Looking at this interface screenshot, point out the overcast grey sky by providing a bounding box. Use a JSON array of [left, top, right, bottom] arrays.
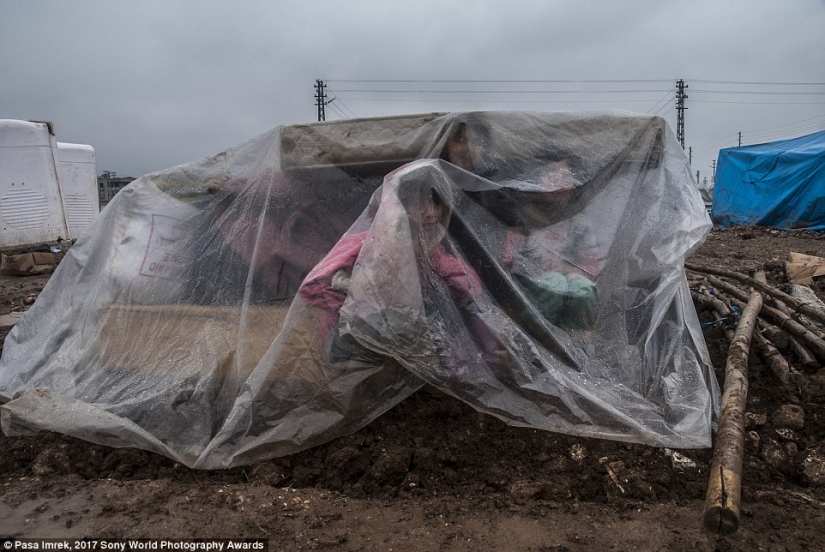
[[2, 0, 824, 183]]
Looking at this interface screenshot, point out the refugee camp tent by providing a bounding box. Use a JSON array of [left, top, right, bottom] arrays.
[[711, 129, 825, 230], [0, 111, 718, 469]]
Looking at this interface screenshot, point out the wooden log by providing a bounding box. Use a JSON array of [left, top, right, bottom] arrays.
[[699, 284, 733, 309], [732, 293, 825, 365], [693, 292, 731, 321], [752, 330, 788, 383], [785, 285, 825, 337], [758, 303, 825, 361], [725, 302, 811, 398], [700, 277, 788, 348], [686, 262, 825, 327], [753, 272, 812, 393], [768, 293, 825, 341], [707, 276, 825, 362], [693, 293, 734, 334], [693, 283, 804, 393], [758, 320, 790, 350], [694, 280, 807, 396], [753, 324, 808, 396], [767, 296, 821, 368], [753, 270, 767, 288], [705, 276, 749, 303], [703, 287, 762, 535], [787, 336, 820, 369]]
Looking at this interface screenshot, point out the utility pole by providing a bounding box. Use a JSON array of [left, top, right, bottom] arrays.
[[314, 79, 328, 122], [738, 132, 742, 147], [675, 79, 688, 149], [696, 170, 700, 183], [711, 160, 716, 183], [689, 146, 692, 164]]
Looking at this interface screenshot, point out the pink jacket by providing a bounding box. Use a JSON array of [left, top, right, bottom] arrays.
[[299, 231, 483, 344]]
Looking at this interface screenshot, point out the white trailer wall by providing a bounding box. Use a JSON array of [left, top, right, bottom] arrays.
[[0, 120, 99, 248], [0, 120, 70, 248], [57, 142, 100, 240]]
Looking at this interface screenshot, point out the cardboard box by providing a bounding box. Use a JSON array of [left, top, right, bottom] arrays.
[[0, 252, 56, 276], [97, 303, 292, 382]]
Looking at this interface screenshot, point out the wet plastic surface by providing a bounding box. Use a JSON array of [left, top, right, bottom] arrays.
[[0, 111, 717, 468]]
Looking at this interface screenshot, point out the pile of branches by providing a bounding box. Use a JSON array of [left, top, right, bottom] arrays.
[[687, 263, 822, 399], [686, 263, 823, 535]]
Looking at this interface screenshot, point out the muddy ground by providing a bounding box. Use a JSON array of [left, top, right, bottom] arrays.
[[1, 226, 824, 551]]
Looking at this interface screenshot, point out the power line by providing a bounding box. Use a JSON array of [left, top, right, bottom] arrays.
[[686, 79, 825, 86], [333, 96, 358, 118], [326, 102, 348, 120], [647, 86, 677, 115], [676, 111, 825, 160], [742, 123, 825, 144], [326, 97, 669, 104], [690, 90, 825, 96], [690, 99, 825, 105], [329, 78, 675, 84], [330, 88, 675, 94], [657, 105, 676, 118], [325, 93, 358, 118], [319, 78, 824, 164], [742, 113, 825, 135]]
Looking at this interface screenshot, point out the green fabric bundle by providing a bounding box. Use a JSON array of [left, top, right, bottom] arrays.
[[517, 271, 597, 331]]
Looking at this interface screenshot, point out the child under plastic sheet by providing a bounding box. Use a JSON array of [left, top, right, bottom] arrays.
[[441, 115, 601, 331], [185, 170, 359, 304], [503, 159, 602, 331], [439, 114, 499, 178], [299, 160, 508, 376]]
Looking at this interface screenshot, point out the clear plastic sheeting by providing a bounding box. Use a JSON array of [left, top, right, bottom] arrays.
[[0, 111, 718, 469]]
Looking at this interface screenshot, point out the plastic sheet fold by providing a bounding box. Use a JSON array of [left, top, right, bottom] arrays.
[[0, 111, 718, 468]]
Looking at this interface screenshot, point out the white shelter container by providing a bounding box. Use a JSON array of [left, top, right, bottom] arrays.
[[0, 119, 100, 248], [57, 142, 100, 239], [0, 119, 70, 248]]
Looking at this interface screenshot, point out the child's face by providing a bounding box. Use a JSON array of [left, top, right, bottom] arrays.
[[408, 197, 443, 228], [446, 127, 485, 172], [407, 194, 446, 248]]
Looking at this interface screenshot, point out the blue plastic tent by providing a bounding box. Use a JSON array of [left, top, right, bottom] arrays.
[[711, 129, 825, 230]]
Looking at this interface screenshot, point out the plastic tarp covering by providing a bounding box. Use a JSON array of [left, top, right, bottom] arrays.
[[0, 111, 718, 469], [712, 129, 825, 230]]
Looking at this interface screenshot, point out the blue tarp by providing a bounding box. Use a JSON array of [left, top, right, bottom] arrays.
[[711, 129, 825, 230]]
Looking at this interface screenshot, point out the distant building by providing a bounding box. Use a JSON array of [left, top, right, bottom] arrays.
[[98, 171, 136, 203]]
